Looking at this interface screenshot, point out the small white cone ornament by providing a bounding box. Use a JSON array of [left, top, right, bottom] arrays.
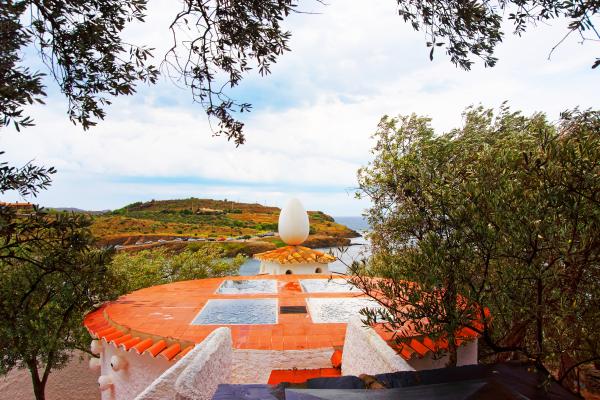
[[98, 375, 113, 391], [90, 339, 102, 355], [110, 355, 127, 371], [89, 357, 101, 371], [278, 198, 310, 245]]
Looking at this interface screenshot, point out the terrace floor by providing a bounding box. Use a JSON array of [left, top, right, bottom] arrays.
[[85, 275, 366, 354]]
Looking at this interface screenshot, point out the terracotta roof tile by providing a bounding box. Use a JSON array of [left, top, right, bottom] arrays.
[[121, 337, 142, 351], [84, 312, 192, 361], [174, 345, 194, 360], [104, 331, 126, 342], [407, 339, 430, 357], [112, 334, 132, 346], [159, 343, 181, 360], [268, 368, 341, 385], [133, 338, 153, 354], [83, 275, 484, 363], [145, 340, 167, 357], [398, 343, 415, 360], [97, 327, 117, 339], [254, 246, 335, 264]]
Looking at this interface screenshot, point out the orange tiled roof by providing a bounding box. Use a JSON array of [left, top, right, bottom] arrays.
[[0, 202, 33, 208], [373, 322, 483, 361], [268, 368, 341, 384], [84, 309, 193, 361], [83, 275, 481, 362], [254, 246, 335, 264]]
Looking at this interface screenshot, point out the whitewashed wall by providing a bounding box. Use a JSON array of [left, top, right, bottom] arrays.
[[259, 261, 329, 275], [97, 340, 172, 400], [341, 318, 413, 376], [341, 318, 478, 376], [174, 328, 233, 400], [135, 328, 232, 400], [232, 348, 333, 383]]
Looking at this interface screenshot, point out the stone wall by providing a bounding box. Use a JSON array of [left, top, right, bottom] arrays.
[[174, 328, 232, 400]]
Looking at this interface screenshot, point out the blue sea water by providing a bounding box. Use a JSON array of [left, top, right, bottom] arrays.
[[333, 216, 369, 232]]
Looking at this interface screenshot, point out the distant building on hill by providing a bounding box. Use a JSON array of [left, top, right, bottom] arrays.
[[0, 201, 33, 209]]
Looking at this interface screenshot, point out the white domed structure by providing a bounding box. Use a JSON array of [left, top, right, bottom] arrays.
[[254, 198, 335, 275], [278, 198, 310, 245]]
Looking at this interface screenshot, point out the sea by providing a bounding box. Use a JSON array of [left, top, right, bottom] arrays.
[[238, 216, 370, 276]]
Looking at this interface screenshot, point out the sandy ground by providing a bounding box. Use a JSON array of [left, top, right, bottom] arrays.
[[0, 351, 99, 400]]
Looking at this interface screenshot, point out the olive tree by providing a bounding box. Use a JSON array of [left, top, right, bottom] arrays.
[[110, 245, 244, 294], [3, 1, 598, 144], [351, 105, 600, 392], [0, 154, 119, 400]]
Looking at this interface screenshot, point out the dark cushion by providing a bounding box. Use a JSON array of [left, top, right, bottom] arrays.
[[306, 376, 366, 389]]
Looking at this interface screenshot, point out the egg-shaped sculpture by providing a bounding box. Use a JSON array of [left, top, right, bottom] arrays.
[[278, 198, 310, 245]]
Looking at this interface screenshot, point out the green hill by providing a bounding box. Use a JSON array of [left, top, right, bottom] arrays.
[[90, 198, 359, 250]]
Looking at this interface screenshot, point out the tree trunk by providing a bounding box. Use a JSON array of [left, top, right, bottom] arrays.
[[447, 336, 458, 367], [27, 361, 46, 400]]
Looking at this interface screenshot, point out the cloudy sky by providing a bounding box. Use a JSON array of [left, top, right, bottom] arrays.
[[1, 1, 597, 216]]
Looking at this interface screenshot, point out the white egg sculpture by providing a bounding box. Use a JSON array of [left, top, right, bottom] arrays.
[[278, 198, 309, 245]]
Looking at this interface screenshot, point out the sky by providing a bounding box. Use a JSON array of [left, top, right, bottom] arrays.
[[1, 1, 598, 216]]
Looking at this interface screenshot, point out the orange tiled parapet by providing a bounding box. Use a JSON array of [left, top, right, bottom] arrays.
[[83, 311, 193, 361], [83, 275, 483, 362], [254, 246, 335, 264]]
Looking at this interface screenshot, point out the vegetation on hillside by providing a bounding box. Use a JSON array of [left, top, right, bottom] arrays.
[[352, 106, 600, 394], [90, 198, 356, 245]]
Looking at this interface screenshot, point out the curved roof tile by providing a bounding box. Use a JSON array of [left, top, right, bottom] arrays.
[[145, 340, 167, 357], [254, 246, 335, 265], [133, 338, 154, 354], [83, 311, 192, 361]]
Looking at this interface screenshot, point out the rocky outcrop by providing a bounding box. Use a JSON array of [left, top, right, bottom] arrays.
[[303, 235, 352, 248]]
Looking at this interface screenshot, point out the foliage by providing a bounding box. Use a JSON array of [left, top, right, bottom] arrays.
[[1, 0, 296, 142], [163, 0, 296, 145], [352, 105, 600, 391], [110, 245, 244, 294], [3, 0, 598, 142], [1, 0, 158, 132], [395, 0, 600, 69], [0, 156, 117, 400]]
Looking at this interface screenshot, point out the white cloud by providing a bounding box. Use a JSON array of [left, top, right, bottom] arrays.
[[0, 0, 597, 215]]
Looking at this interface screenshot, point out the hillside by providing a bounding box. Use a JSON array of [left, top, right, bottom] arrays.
[[90, 198, 359, 250]]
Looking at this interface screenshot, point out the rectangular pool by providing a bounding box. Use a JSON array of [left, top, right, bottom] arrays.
[[300, 279, 358, 293], [191, 299, 278, 325], [217, 279, 277, 294], [306, 298, 381, 323]]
